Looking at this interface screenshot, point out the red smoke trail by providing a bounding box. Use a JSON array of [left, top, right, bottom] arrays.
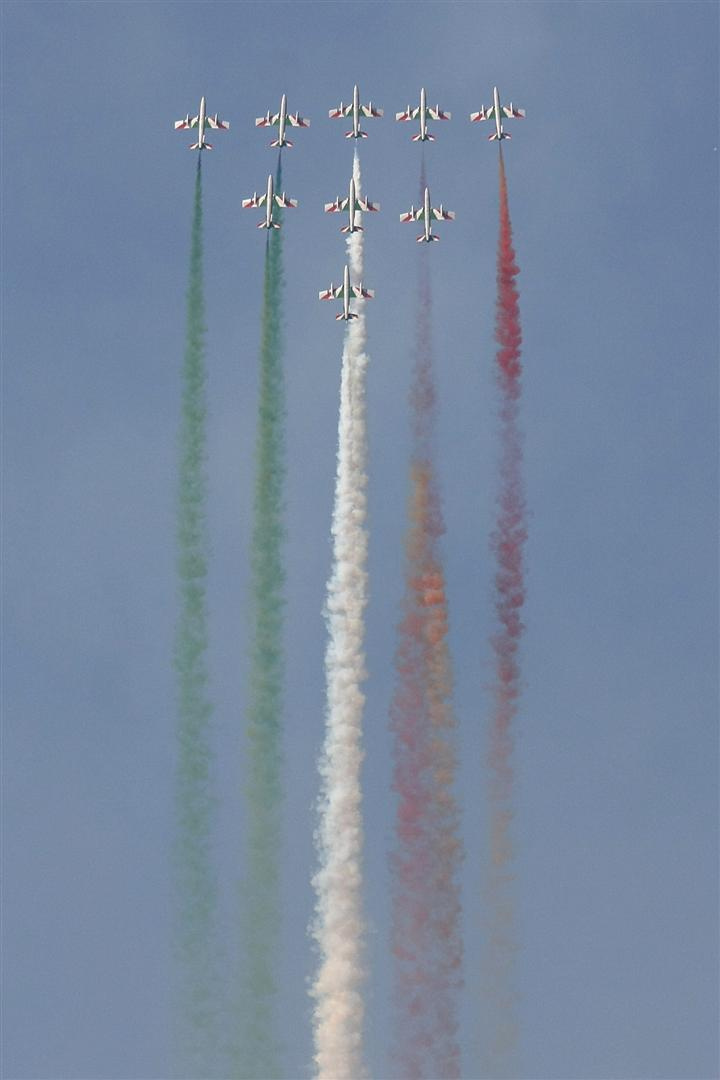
[[483, 147, 527, 1074], [390, 161, 463, 1079]]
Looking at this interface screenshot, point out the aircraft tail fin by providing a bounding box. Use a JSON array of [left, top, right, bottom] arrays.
[[489, 131, 511, 141], [418, 234, 440, 243], [258, 221, 281, 230], [340, 224, 363, 234], [190, 140, 212, 150], [270, 138, 293, 148], [347, 129, 368, 139]]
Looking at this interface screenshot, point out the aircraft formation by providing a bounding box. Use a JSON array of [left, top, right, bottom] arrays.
[[174, 85, 525, 319]]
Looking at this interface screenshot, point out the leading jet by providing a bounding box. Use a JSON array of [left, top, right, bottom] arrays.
[[255, 93, 310, 148], [395, 87, 451, 141], [400, 186, 455, 243], [324, 175, 380, 233], [329, 84, 383, 139], [174, 96, 229, 150], [242, 173, 298, 230], [319, 264, 374, 321], [470, 86, 525, 140]]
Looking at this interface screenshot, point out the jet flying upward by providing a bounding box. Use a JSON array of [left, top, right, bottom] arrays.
[[174, 96, 229, 150], [255, 93, 310, 148], [319, 264, 374, 321], [242, 173, 298, 230], [400, 186, 455, 243], [324, 176, 380, 233], [470, 86, 525, 140], [396, 87, 451, 141], [329, 84, 383, 139]]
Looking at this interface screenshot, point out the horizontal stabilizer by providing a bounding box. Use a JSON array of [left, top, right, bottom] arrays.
[[340, 224, 363, 233], [190, 141, 212, 150], [418, 234, 440, 243], [346, 130, 368, 138]]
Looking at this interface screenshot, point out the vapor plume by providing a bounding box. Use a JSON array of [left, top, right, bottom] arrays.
[[173, 156, 220, 1076], [236, 154, 287, 1080], [310, 150, 369, 1080], [482, 147, 527, 1077], [390, 162, 463, 1078]]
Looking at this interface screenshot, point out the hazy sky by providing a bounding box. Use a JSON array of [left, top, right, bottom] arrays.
[[2, 3, 718, 1078]]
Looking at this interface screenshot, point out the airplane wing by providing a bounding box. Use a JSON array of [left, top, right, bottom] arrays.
[[206, 116, 230, 130], [329, 104, 353, 119], [361, 104, 383, 118], [325, 198, 350, 213], [174, 115, 199, 130], [352, 285, 374, 299], [502, 104, 526, 119], [395, 107, 420, 121], [242, 194, 267, 208], [287, 113, 310, 128], [470, 105, 496, 122], [356, 198, 380, 212], [255, 112, 280, 128], [274, 194, 298, 208], [426, 107, 451, 120], [431, 208, 455, 221], [400, 208, 422, 223], [319, 285, 345, 300]]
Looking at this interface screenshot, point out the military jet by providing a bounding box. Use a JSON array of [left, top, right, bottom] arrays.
[[319, 264, 374, 321], [329, 84, 383, 139], [255, 93, 310, 148], [396, 87, 450, 141], [324, 175, 380, 233], [242, 173, 298, 229], [400, 186, 455, 243], [470, 86, 525, 140], [174, 96, 229, 150]]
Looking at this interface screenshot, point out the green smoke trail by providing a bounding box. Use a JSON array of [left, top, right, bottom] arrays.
[[173, 156, 219, 1077], [235, 155, 286, 1080]]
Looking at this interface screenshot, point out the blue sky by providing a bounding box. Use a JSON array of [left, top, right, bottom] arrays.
[[2, 2, 718, 1078]]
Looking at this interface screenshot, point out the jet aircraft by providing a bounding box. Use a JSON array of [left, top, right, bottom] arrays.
[[174, 96, 229, 150], [255, 93, 310, 148], [319, 264, 374, 321], [470, 86, 525, 140], [396, 87, 451, 141], [324, 176, 380, 233], [400, 186, 455, 242], [242, 173, 298, 229], [329, 84, 383, 139]]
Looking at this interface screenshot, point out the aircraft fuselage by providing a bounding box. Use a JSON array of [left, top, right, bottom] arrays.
[[493, 86, 503, 140]]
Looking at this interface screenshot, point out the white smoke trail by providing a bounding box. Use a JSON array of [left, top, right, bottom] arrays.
[[310, 150, 369, 1080]]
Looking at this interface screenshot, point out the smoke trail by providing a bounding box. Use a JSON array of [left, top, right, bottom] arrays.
[[310, 149, 369, 1080], [173, 156, 219, 1076], [236, 155, 286, 1080], [390, 163, 463, 1078], [482, 147, 527, 1077]]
